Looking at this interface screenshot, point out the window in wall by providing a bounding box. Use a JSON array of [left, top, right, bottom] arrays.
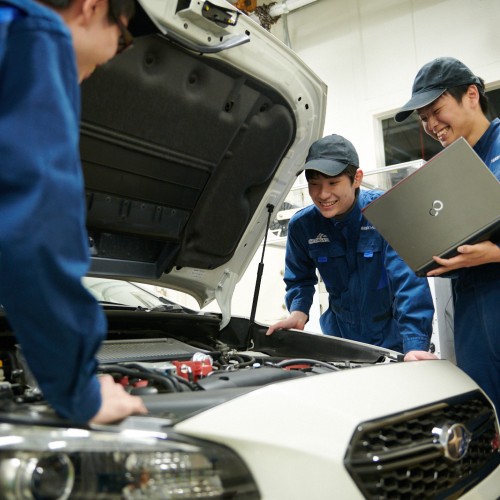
[[382, 87, 500, 167]]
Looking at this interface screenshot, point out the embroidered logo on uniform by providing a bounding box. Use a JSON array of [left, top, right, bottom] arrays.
[[308, 233, 330, 244], [490, 154, 500, 164], [360, 225, 375, 231]]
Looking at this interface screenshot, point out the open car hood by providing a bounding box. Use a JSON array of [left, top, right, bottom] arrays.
[[80, 0, 326, 326]]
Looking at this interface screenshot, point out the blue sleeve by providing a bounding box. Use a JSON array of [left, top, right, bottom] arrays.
[[384, 243, 434, 352], [0, 15, 104, 422], [284, 216, 318, 316]]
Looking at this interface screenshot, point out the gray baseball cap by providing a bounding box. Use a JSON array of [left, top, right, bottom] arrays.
[[395, 57, 483, 122], [304, 134, 359, 176]]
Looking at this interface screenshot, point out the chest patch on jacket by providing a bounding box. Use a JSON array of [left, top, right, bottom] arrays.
[[308, 233, 330, 244]]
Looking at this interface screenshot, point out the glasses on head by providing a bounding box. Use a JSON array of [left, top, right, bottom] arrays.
[[109, 6, 133, 55]]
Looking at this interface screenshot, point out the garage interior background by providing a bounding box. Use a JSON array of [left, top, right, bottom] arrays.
[[244, 0, 500, 169], [158, 0, 500, 352]]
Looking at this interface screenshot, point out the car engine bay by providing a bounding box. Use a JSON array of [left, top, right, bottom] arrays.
[[0, 309, 396, 424]]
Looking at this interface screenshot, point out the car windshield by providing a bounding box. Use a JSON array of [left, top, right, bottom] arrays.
[[82, 277, 203, 315], [83, 277, 166, 309]]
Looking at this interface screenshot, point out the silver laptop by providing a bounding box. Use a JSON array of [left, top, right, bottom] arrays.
[[362, 137, 500, 276]]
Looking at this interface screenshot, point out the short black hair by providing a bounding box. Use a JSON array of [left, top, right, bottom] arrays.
[[305, 164, 358, 182], [39, 0, 71, 7], [41, 0, 135, 22], [446, 80, 489, 115]]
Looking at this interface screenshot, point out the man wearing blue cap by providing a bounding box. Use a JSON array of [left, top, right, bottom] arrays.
[[267, 134, 436, 361], [395, 57, 500, 413]]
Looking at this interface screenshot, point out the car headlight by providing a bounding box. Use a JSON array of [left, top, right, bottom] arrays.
[[0, 423, 259, 499]]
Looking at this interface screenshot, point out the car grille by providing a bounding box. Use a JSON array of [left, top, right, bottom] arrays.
[[344, 391, 500, 499]]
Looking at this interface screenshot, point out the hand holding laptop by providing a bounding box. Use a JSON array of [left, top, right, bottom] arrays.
[[362, 137, 500, 277], [427, 240, 500, 277]]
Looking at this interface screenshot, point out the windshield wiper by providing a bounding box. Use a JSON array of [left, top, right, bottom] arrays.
[[99, 301, 142, 311]]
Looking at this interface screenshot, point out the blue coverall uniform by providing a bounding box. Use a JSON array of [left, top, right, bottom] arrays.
[[285, 190, 434, 354], [453, 118, 500, 414], [0, 0, 105, 422]]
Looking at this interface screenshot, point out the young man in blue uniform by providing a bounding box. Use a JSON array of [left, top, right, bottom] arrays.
[[395, 57, 500, 414], [0, 0, 146, 423], [267, 134, 436, 361]]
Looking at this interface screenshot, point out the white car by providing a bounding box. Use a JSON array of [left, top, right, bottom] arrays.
[[0, 1, 498, 498]]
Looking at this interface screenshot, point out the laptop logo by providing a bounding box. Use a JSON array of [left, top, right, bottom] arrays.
[[429, 200, 444, 217]]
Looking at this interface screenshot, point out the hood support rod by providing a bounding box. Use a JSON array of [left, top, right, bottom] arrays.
[[246, 203, 274, 348]]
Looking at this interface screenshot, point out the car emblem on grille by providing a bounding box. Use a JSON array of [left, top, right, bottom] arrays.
[[433, 422, 471, 461]]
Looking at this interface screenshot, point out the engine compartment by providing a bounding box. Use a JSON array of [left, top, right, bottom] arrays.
[[0, 310, 398, 424]]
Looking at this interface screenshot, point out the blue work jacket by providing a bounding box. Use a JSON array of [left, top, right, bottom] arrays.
[[0, 0, 104, 422], [451, 118, 500, 414], [285, 190, 434, 353]]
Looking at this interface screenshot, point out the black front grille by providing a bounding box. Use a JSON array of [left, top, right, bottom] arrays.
[[344, 391, 500, 499]]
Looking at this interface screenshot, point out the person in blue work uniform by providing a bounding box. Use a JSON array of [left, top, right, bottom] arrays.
[[395, 57, 500, 414], [0, 0, 146, 423], [266, 134, 437, 361]]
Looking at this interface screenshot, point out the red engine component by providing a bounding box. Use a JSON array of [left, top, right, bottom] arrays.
[[117, 376, 149, 389], [173, 359, 213, 382], [492, 432, 499, 453]]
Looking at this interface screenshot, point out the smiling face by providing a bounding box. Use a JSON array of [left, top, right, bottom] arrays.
[[417, 85, 487, 148], [307, 170, 363, 219]]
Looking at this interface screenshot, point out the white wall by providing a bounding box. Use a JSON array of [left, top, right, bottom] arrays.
[[266, 0, 500, 170]]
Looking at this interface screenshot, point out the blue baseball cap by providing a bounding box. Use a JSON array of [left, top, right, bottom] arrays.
[[304, 134, 359, 176], [395, 57, 483, 122]]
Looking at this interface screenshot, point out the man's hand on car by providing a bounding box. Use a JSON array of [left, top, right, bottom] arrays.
[[266, 310, 308, 335], [404, 350, 439, 361], [90, 374, 148, 424]]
